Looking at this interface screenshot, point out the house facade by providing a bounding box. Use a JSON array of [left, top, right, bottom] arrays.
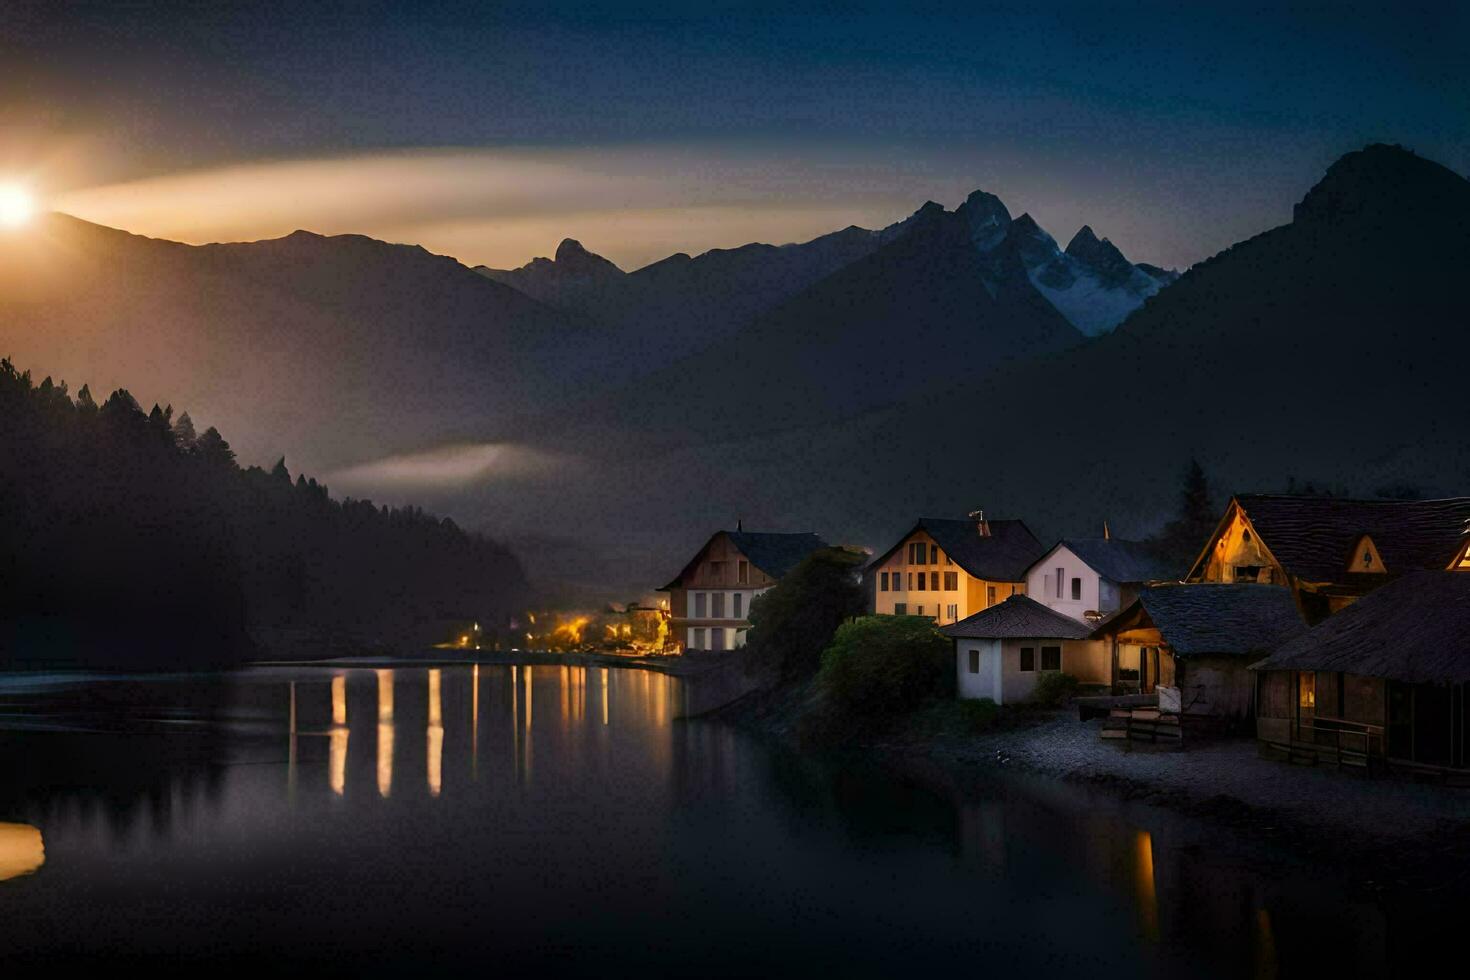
[[1025, 537, 1178, 622], [659, 530, 827, 652], [942, 595, 1107, 704], [1186, 494, 1470, 622], [868, 516, 1044, 627]]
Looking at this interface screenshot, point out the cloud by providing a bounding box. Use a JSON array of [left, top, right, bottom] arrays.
[[324, 442, 573, 491]]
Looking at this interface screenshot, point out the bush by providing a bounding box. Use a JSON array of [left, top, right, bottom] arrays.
[[817, 615, 953, 719], [744, 548, 867, 681], [1032, 672, 1080, 707]]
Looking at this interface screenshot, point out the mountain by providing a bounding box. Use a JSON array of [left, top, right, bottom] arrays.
[[481, 144, 1470, 596], [0, 217, 601, 471], [477, 194, 1173, 357]]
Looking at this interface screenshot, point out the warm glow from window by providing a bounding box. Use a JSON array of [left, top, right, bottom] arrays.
[[0, 184, 35, 229], [1298, 671, 1316, 709]]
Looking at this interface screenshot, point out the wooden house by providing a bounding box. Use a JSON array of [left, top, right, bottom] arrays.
[[659, 530, 827, 652], [1025, 536, 1179, 622], [941, 595, 1106, 704], [868, 515, 1044, 626], [1091, 584, 1305, 723], [1251, 570, 1470, 774], [1186, 494, 1470, 622]]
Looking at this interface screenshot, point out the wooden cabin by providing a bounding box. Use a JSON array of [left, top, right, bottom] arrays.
[[868, 515, 1044, 626], [1186, 494, 1470, 622], [659, 530, 827, 652], [1092, 584, 1305, 724], [1252, 571, 1470, 774], [941, 595, 1107, 704]]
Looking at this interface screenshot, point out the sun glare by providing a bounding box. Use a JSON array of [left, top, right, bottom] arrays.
[[0, 184, 36, 229]]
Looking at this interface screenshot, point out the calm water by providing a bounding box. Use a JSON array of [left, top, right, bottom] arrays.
[[0, 665, 1435, 975]]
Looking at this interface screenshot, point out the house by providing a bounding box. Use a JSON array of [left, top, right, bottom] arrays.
[[1251, 570, 1470, 774], [1091, 584, 1305, 722], [868, 514, 1044, 626], [659, 530, 828, 652], [1186, 494, 1470, 621], [1025, 536, 1179, 622], [941, 595, 1107, 704]]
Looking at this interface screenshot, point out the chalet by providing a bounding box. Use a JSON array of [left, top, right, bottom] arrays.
[[1186, 494, 1470, 621], [1091, 584, 1305, 723], [659, 529, 828, 652], [869, 515, 1044, 626], [1025, 536, 1179, 623], [942, 595, 1107, 704], [1251, 571, 1470, 775]]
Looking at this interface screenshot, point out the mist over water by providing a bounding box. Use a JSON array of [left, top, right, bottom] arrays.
[[0, 666, 1439, 975]]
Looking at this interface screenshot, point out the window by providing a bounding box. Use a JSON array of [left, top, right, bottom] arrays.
[[915, 605, 924, 617], [929, 544, 938, 564], [733, 593, 744, 619], [1041, 646, 1061, 671], [711, 628, 726, 651], [987, 585, 996, 607], [916, 572, 926, 592], [712, 593, 726, 618], [1298, 671, 1316, 709], [894, 603, 908, 615], [1019, 647, 1035, 671], [694, 593, 707, 618], [709, 561, 727, 583], [968, 649, 980, 674], [943, 571, 958, 591], [1055, 567, 1064, 598], [738, 560, 749, 584], [880, 572, 889, 592], [947, 604, 958, 621], [930, 572, 939, 591], [692, 627, 706, 650], [1071, 577, 1082, 601]]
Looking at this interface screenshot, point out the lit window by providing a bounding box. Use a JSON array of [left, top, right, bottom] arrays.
[[1298, 672, 1316, 709], [987, 585, 996, 607]]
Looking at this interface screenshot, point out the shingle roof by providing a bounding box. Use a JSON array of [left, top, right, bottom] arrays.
[[725, 531, 829, 580], [658, 530, 829, 591], [1229, 494, 1470, 582], [941, 594, 1094, 640], [1054, 537, 1181, 584], [1099, 584, 1306, 658], [871, 518, 1045, 582], [1252, 571, 1470, 684]]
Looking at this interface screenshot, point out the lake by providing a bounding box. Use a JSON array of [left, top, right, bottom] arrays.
[[0, 665, 1435, 975]]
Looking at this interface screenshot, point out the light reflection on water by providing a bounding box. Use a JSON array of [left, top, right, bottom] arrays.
[[0, 664, 1436, 975]]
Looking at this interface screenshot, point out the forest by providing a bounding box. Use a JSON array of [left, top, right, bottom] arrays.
[[0, 358, 529, 665]]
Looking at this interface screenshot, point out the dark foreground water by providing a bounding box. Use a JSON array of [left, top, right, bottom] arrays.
[[0, 665, 1438, 976]]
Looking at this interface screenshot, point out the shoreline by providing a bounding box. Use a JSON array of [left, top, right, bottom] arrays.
[[707, 682, 1470, 901]]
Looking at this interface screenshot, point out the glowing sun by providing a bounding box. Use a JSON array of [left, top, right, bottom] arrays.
[[0, 184, 36, 229]]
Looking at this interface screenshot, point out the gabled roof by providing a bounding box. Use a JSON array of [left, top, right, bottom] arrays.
[[1190, 494, 1470, 583], [1251, 571, 1470, 684], [1096, 584, 1306, 658], [941, 594, 1094, 640], [658, 530, 828, 591], [870, 517, 1044, 582], [1042, 537, 1181, 585]]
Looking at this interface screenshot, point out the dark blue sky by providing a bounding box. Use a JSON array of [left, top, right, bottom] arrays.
[[4, 1, 1466, 268]]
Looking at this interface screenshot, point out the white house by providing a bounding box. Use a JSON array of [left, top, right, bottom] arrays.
[[1025, 537, 1178, 622], [940, 595, 1105, 704]]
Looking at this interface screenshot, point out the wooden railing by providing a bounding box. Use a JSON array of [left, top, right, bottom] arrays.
[[1290, 716, 1385, 766]]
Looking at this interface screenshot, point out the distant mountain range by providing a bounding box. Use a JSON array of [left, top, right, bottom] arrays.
[[3, 144, 1464, 602], [478, 189, 1175, 357]]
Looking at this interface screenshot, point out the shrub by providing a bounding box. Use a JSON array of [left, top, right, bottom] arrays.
[[744, 548, 867, 681], [1032, 671, 1080, 706], [817, 615, 953, 719], [957, 697, 1000, 731]]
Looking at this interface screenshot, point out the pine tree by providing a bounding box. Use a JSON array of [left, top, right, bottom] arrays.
[[76, 384, 97, 415], [194, 427, 236, 469], [174, 411, 197, 450]]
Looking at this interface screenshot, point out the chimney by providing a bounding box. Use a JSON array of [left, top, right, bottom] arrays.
[[736, 518, 743, 533], [1103, 520, 1111, 540], [968, 509, 991, 537]]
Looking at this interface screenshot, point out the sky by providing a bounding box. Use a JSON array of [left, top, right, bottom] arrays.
[[3, 1, 1467, 270]]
